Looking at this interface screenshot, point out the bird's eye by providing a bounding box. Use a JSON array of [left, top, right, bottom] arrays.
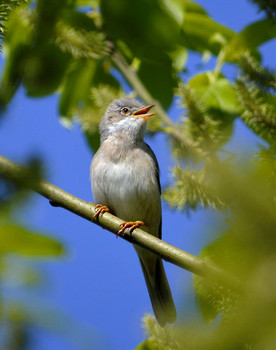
[[121, 107, 130, 115]]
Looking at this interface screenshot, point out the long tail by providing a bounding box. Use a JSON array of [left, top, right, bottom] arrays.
[[139, 255, 177, 326]]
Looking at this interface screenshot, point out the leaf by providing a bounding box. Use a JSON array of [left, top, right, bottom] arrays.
[[135, 338, 160, 350], [224, 19, 276, 62], [74, 0, 99, 7], [137, 55, 177, 110], [188, 72, 240, 115], [59, 59, 98, 119], [0, 224, 64, 257], [169, 45, 188, 71], [100, 0, 181, 60], [194, 234, 242, 323], [180, 13, 235, 56], [22, 42, 70, 97], [59, 59, 120, 122], [0, 6, 33, 108]]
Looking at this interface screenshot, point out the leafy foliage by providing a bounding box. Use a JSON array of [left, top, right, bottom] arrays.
[[249, 0, 276, 20], [0, 0, 28, 49]]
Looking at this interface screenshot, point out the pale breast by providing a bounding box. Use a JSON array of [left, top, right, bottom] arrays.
[[90, 144, 161, 236]]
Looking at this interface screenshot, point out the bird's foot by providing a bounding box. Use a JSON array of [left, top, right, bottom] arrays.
[[117, 221, 146, 236], [92, 204, 110, 220]]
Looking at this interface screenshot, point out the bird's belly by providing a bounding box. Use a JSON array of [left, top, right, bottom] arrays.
[[93, 160, 160, 232]]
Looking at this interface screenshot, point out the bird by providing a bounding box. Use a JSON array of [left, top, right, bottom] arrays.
[[90, 97, 176, 326]]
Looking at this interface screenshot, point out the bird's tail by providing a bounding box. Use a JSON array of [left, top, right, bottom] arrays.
[[139, 255, 177, 326]]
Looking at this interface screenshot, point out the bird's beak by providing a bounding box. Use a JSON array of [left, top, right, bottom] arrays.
[[131, 105, 155, 120]]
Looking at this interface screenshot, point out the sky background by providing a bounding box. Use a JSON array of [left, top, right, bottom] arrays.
[[0, 1, 275, 349]]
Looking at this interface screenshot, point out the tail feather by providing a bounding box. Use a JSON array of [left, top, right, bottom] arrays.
[[139, 256, 177, 326]]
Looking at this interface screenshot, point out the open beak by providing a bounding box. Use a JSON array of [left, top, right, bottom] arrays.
[[131, 105, 155, 120]]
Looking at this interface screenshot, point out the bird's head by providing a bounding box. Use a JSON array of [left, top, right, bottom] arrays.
[[99, 97, 155, 142]]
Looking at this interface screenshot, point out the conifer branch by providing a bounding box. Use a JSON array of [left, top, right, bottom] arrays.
[[0, 154, 241, 291]]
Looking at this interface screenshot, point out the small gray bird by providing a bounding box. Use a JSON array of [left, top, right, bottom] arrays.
[[90, 97, 176, 326]]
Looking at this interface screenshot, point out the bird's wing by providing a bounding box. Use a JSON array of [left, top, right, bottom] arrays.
[[144, 143, 161, 194], [144, 143, 162, 239]]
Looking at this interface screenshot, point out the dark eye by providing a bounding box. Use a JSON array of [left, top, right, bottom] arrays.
[[121, 107, 130, 115]]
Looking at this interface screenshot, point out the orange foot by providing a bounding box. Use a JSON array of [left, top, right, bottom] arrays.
[[117, 220, 146, 236], [92, 204, 110, 220]]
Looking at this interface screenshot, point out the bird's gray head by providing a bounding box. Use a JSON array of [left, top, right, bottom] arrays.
[[99, 97, 154, 143]]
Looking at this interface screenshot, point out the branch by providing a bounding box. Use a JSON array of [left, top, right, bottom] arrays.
[[0, 154, 241, 291]]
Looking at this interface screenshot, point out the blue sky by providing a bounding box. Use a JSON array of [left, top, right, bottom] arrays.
[[0, 1, 275, 349]]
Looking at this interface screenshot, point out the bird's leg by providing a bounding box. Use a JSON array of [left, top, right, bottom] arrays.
[[92, 204, 110, 220], [117, 221, 146, 236]]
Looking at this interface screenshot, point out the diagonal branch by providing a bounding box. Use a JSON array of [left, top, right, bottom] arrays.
[[0, 154, 241, 291]]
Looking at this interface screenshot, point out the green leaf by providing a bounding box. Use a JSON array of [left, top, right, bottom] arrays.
[[59, 59, 98, 119], [182, 0, 208, 15], [135, 338, 160, 350], [100, 0, 181, 60], [188, 72, 240, 115], [59, 59, 120, 121], [0, 6, 33, 108], [224, 19, 276, 62], [0, 224, 64, 257], [74, 0, 99, 7], [194, 234, 242, 322], [169, 45, 188, 71], [137, 55, 177, 110], [22, 43, 70, 97], [180, 13, 235, 56]]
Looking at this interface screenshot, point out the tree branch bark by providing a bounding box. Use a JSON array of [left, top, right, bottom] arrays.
[[0, 154, 241, 291]]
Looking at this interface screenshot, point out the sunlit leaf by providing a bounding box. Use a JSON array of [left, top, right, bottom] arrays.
[[188, 72, 240, 115]]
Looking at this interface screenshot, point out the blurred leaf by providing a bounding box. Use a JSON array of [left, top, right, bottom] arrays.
[[100, 0, 181, 60], [135, 338, 160, 350], [137, 55, 177, 110], [0, 224, 64, 257], [224, 19, 276, 62], [168, 45, 188, 72], [0, 6, 33, 108], [194, 233, 244, 322], [180, 13, 234, 56], [6, 301, 97, 350], [74, 0, 99, 7], [182, 0, 208, 15], [0, 257, 43, 287], [188, 72, 240, 115], [59, 58, 121, 143], [22, 43, 70, 97], [59, 59, 98, 119]]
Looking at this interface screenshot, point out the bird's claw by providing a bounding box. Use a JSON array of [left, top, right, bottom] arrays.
[[117, 221, 145, 237], [93, 204, 110, 220]]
